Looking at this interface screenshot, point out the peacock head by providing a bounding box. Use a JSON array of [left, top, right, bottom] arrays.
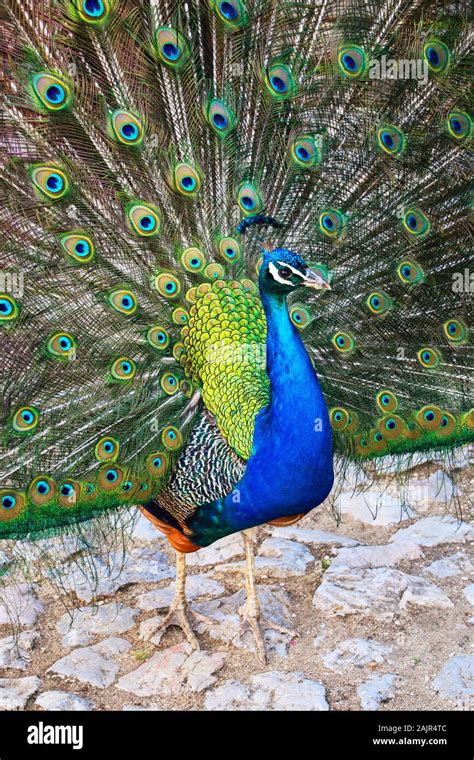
[[260, 248, 331, 295]]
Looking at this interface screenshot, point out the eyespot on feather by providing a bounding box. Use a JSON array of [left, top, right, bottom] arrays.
[[127, 203, 161, 236], [337, 45, 367, 78], [110, 357, 136, 381], [0, 294, 20, 322], [31, 72, 72, 111], [155, 27, 190, 68], [146, 451, 169, 477], [76, 0, 112, 23], [95, 436, 120, 462], [235, 183, 263, 216], [108, 289, 138, 315], [12, 406, 40, 434], [28, 476, 56, 506], [154, 272, 181, 299], [110, 110, 144, 146], [376, 390, 399, 413], [331, 331, 356, 353], [47, 332, 77, 359], [30, 165, 69, 200], [60, 233, 95, 264], [0, 490, 25, 521], [264, 63, 297, 99], [423, 39, 450, 74], [162, 426, 182, 450], [147, 326, 170, 349], [417, 347, 441, 369], [376, 124, 406, 156]]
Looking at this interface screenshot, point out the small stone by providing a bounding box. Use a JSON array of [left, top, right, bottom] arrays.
[[391, 516, 473, 548], [48, 638, 130, 688], [187, 533, 243, 567], [0, 631, 38, 670], [432, 656, 474, 705], [269, 526, 361, 547], [55, 546, 174, 602], [56, 603, 139, 647], [322, 638, 391, 672], [0, 584, 44, 626], [35, 690, 94, 711], [0, 676, 42, 710], [358, 674, 398, 710], [463, 584, 474, 606], [424, 553, 473, 579], [399, 580, 453, 611], [336, 491, 415, 526], [331, 542, 423, 572], [137, 576, 225, 612], [205, 671, 329, 711], [116, 643, 225, 696], [313, 566, 453, 619]]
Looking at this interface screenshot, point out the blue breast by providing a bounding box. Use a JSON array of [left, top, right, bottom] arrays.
[[188, 286, 334, 546]]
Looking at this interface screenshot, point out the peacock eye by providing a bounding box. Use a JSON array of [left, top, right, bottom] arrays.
[[279, 267, 292, 279]]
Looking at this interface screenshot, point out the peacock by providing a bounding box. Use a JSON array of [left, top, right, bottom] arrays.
[[0, 0, 472, 663]]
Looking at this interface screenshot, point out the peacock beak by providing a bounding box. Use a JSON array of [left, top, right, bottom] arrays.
[[301, 268, 331, 290]]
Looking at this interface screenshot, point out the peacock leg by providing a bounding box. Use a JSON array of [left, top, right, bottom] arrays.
[[145, 550, 213, 650], [239, 528, 298, 665]]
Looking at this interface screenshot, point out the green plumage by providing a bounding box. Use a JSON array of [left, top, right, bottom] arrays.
[[0, 0, 472, 542]]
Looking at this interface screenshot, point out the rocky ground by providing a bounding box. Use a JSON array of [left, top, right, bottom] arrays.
[[0, 449, 473, 712]]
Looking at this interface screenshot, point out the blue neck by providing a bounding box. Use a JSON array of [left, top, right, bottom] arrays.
[[189, 284, 334, 545]]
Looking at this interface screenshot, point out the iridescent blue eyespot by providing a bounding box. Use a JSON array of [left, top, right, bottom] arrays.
[[296, 146, 310, 161], [212, 113, 228, 130], [2, 495, 16, 509], [83, 0, 105, 16], [180, 175, 196, 191], [46, 173, 63, 192], [342, 54, 356, 71], [36, 480, 50, 495], [140, 216, 154, 230], [426, 47, 439, 66], [75, 241, 89, 257], [220, 1, 238, 19], [163, 43, 179, 61], [60, 484, 74, 496], [46, 84, 65, 103], [122, 481, 133, 491], [120, 123, 139, 140], [105, 468, 118, 482], [0, 299, 13, 316], [270, 75, 286, 92], [241, 195, 255, 210]]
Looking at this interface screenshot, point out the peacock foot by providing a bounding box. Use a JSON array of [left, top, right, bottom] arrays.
[[143, 549, 215, 650], [146, 600, 215, 651], [238, 601, 299, 665]]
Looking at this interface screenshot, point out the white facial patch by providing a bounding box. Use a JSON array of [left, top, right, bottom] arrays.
[[268, 260, 305, 286]]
